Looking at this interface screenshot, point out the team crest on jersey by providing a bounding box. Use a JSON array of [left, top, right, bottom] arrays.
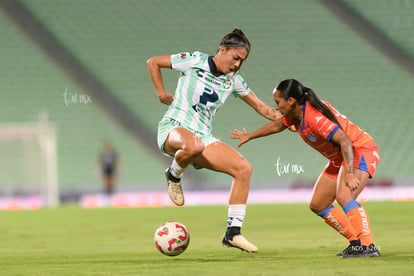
[[179, 52, 187, 59], [306, 133, 317, 142], [223, 77, 232, 89]]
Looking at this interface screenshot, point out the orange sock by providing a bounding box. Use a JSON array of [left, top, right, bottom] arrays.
[[317, 205, 358, 242], [346, 205, 373, 246]]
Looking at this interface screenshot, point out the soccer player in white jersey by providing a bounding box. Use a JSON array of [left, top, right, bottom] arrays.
[[147, 29, 281, 253]]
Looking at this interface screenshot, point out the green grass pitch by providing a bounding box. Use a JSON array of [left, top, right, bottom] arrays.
[[1, 201, 413, 275]]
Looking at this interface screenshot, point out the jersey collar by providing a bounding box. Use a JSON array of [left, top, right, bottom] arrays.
[[208, 56, 224, 77]]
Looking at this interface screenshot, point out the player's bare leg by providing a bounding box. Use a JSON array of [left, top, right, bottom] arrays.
[[337, 167, 380, 257], [194, 141, 257, 253], [310, 172, 364, 257], [163, 127, 204, 206]]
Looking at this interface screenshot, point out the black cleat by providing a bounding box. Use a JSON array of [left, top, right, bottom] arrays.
[[363, 244, 380, 257], [341, 244, 365, 258], [339, 240, 365, 258]]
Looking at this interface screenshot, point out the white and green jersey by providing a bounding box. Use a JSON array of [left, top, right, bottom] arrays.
[[163, 51, 251, 135]]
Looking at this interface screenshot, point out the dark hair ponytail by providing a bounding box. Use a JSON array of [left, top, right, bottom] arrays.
[[276, 79, 340, 126], [219, 28, 251, 54]]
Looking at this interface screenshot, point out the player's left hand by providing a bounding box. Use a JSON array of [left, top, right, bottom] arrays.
[[229, 128, 250, 148]]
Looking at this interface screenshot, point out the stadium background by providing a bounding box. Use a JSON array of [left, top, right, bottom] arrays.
[[0, 0, 413, 206]]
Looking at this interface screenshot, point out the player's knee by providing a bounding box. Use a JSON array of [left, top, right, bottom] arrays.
[[308, 202, 322, 214], [236, 160, 253, 181]]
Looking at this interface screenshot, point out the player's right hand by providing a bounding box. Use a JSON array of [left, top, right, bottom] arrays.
[[345, 173, 360, 192]]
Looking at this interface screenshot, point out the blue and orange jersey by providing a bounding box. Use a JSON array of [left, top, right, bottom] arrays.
[[282, 100, 375, 166]]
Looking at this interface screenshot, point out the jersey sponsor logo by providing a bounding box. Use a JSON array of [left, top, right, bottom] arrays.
[[192, 103, 212, 120], [197, 69, 222, 87], [198, 87, 219, 105], [191, 87, 218, 120]]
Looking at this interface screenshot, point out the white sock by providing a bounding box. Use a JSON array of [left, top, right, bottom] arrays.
[[227, 204, 246, 228], [169, 158, 185, 179]]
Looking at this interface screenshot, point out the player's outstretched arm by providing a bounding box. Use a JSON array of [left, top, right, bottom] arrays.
[[240, 92, 282, 121], [230, 119, 285, 148]]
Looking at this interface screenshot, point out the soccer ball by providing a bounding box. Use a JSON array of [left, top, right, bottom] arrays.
[[154, 221, 190, 256]]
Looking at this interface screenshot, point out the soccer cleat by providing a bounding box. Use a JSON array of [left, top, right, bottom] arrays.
[[337, 243, 381, 258], [341, 244, 365, 258], [165, 169, 185, 206], [222, 234, 258, 253], [363, 244, 380, 257]]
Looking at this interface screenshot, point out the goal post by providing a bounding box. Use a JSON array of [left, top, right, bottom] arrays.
[[0, 122, 59, 207]]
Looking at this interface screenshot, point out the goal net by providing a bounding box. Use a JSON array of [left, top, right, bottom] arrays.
[[0, 122, 59, 208]]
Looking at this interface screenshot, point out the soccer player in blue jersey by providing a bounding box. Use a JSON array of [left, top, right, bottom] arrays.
[[147, 29, 280, 252]]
